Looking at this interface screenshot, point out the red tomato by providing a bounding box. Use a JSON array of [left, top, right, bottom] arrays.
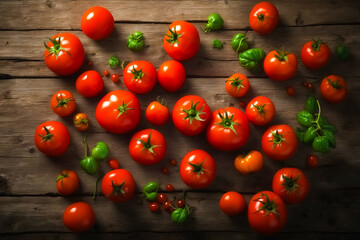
[[44, 33, 85, 76], [101, 169, 135, 203], [103, 70, 109, 76], [320, 75, 347, 103], [261, 124, 298, 161], [272, 168, 310, 204], [96, 90, 141, 134], [163, 200, 174, 212], [234, 150, 264, 175], [63, 202, 95, 232], [264, 50, 298, 81], [50, 90, 76, 117], [172, 95, 211, 136], [146, 100, 170, 126], [246, 96, 275, 126], [219, 191, 246, 216], [180, 149, 216, 189], [301, 39, 331, 70], [108, 159, 120, 169], [158, 60, 186, 92], [225, 73, 250, 97], [307, 154, 318, 168], [76, 70, 104, 98], [129, 129, 167, 165], [81, 6, 114, 40], [163, 21, 200, 61], [73, 113, 90, 132], [111, 74, 120, 83], [157, 193, 167, 204], [123, 61, 157, 94], [34, 121, 70, 156], [148, 202, 160, 212], [161, 166, 169, 174], [206, 107, 250, 151], [248, 191, 287, 235], [56, 170, 79, 196], [166, 184, 174, 192], [286, 86, 295, 96], [249, 2, 279, 35]]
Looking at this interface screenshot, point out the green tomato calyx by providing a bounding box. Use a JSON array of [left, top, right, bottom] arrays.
[[216, 110, 239, 135], [165, 27, 183, 46], [281, 174, 301, 194], [39, 126, 54, 142], [44, 35, 71, 59], [182, 100, 207, 124], [311, 38, 324, 52], [253, 193, 280, 219], [108, 56, 124, 69], [131, 65, 145, 79], [109, 180, 126, 197], [327, 78, 343, 90], [117, 100, 135, 117], [270, 129, 286, 147], [274, 50, 289, 62], [55, 93, 73, 108], [136, 131, 160, 155], [56, 171, 68, 183], [257, 14, 265, 21], [254, 104, 266, 115], [226, 77, 245, 91]]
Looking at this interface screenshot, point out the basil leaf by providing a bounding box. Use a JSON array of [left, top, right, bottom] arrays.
[[296, 110, 314, 127], [295, 128, 305, 142], [312, 136, 330, 153], [323, 129, 336, 148], [304, 126, 317, 143], [305, 96, 318, 114], [322, 124, 337, 134]]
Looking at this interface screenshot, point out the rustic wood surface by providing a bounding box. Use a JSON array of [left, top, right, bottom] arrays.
[[1, 0, 360, 239]]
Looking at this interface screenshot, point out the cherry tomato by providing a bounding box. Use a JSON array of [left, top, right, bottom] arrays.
[[239, 102, 247, 108], [163, 200, 174, 212], [261, 124, 298, 161], [206, 107, 250, 151], [50, 90, 76, 117], [286, 87, 295, 96], [180, 149, 216, 189], [103, 70, 109, 76], [108, 159, 120, 169], [63, 202, 95, 232], [249, 2, 279, 35], [44, 33, 85, 76], [301, 39, 331, 70], [225, 73, 250, 97], [161, 166, 169, 174], [73, 113, 90, 132], [164, 21, 200, 61], [76, 70, 104, 98], [111, 73, 119, 83], [170, 159, 177, 166], [148, 202, 160, 212], [81, 6, 114, 40], [166, 184, 174, 192], [123, 61, 157, 94], [96, 90, 141, 134], [307, 154, 318, 168], [320, 75, 347, 103], [234, 150, 264, 175], [220, 191, 246, 216], [101, 169, 135, 203], [272, 168, 310, 204], [176, 199, 185, 208], [157, 193, 167, 204], [87, 61, 93, 67], [34, 121, 70, 156], [264, 50, 298, 81], [158, 60, 186, 92], [56, 170, 79, 196], [307, 83, 314, 90], [246, 96, 275, 126], [146, 100, 170, 126]]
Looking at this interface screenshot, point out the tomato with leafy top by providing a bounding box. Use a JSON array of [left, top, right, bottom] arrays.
[[249, 2, 279, 35], [56, 170, 79, 196], [76, 70, 104, 98], [234, 150, 264, 175], [301, 39, 331, 70], [264, 50, 298, 81], [50, 90, 76, 117], [246, 96, 275, 126], [320, 75, 347, 103], [225, 73, 250, 97], [146, 100, 170, 126], [158, 60, 186, 92], [220, 191, 246, 216], [63, 202, 95, 232], [101, 169, 135, 203], [123, 61, 157, 94], [81, 6, 114, 40], [73, 113, 89, 131]]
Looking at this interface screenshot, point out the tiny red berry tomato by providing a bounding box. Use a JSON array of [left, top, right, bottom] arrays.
[[264, 50, 298, 81], [249, 2, 279, 35], [123, 61, 157, 94], [146, 100, 170, 126], [246, 96, 275, 126], [286, 86, 295, 96], [73, 113, 90, 132], [301, 39, 331, 70], [81, 6, 114, 40], [225, 73, 250, 97], [272, 168, 310, 204], [164, 21, 200, 61], [107, 159, 120, 169], [161, 166, 169, 174], [170, 159, 177, 166], [50, 90, 76, 117], [76, 70, 104, 98], [56, 170, 79, 196], [63, 202, 95, 233], [101, 169, 135, 203], [157, 193, 167, 203], [129, 129, 167, 165], [166, 184, 174, 192], [111, 74, 120, 83], [103, 70, 109, 76], [176, 199, 185, 208], [163, 200, 174, 211], [320, 75, 347, 103], [87, 61, 93, 67], [158, 60, 186, 92], [148, 202, 160, 212], [239, 102, 247, 108], [34, 121, 70, 157], [307, 154, 318, 168], [219, 191, 246, 216], [261, 124, 298, 161], [307, 83, 314, 90]]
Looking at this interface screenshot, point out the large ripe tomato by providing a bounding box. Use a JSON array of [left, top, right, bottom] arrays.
[[248, 191, 287, 235], [301, 39, 331, 70], [50, 90, 76, 117], [264, 50, 298, 81], [157, 60, 186, 92], [172, 95, 211, 136], [261, 124, 298, 161], [225, 73, 250, 98], [96, 90, 141, 134], [63, 202, 95, 232], [164, 21, 200, 61], [34, 121, 70, 156], [320, 75, 347, 103], [249, 2, 279, 35], [44, 33, 85, 76], [206, 107, 250, 151], [272, 168, 310, 204], [180, 149, 216, 189], [145, 100, 170, 126], [101, 169, 135, 203], [129, 129, 167, 165], [246, 96, 275, 126], [219, 191, 246, 216], [234, 150, 264, 175], [76, 70, 104, 98], [123, 61, 157, 94], [56, 170, 79, 196], [81, 6, 114, 40]]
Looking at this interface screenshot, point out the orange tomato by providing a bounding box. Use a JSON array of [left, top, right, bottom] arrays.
[[234, 150, 264, 174]]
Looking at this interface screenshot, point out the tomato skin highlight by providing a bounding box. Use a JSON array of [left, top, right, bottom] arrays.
[[146, 101, 170, 126], [234, 150, 264, 175], [307, 154, 318, 168], [108, 159, 120, 169], [220, 191, 246, 216], [76, 70, 104, 98], [123, 61, 157, 94], [158, 60, 186, 92], [101, 169, 135, 203], [301, 39, 331, 70], [249, 2, 279, 35], [56, 170, 79, 196], [246, 96, 275, 126], [81, 6, 114, 40], [264, 50, 298, 81], [73, 113, 89, 132], [63, 202, 95, 233], [50, 90, 76, 117], [320, 75, 347, 103]]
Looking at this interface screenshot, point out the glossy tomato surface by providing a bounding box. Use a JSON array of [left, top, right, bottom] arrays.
[[249, 2, 279, 35], [146, 100, 170, 126], [157, 60, 186, 92], [301, 39, 331, 70], [264, 50, 298, 81], [320, 75, 347, 103], [81, 6, 114, 40], [234, 150, 264, 175], [73, 113, 90, 132], [56, 170, 79, 196], [63, 202, 95, 232], [123, 61, 157, 94], [225, 73, 250, 97], [101, 169, 135, 203], [76, 70, 104, 98], [50, 90, 76, 117], [219, 191, 246, 216], [246, 96, 275, 126]]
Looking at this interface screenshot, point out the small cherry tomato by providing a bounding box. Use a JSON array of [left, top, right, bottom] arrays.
[[148, 202, 160, 212], [161, 166, 169, 174], [146, 100, 170, 126], [170, 159, 177, 166], [56, 170, 79, 196], [176, 199, 185, 208], [163, 200, 174, 211], [307, 83, 314, 90], [50, 90, 76, 117], [301, 39, 331, 70], [307, 154, 318, 168], [73, 113, 89, 131], [220, 191, 246, 216], [76, 70, 104, 98], [286, 87, 295, 96], [157, 193, 167, 204], [81, 6, 114, 40], [166, 184, 174, 192], [249, 2, 279, 35], [107, 159, 120, 169], [234, 150, 264, 175], [320, 75, 347, 103], [111, 74, 119, 83], [63, 202, 95, 232], [239, 102, 247, 108], [225, 73, 250, 97], [264, 50, 298, 81], [87, 61, 93, 67], [103, 70, 109, 76]]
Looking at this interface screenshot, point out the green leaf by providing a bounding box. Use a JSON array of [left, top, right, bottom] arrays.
[[323, 129, 336, 148], [304, 126, 317, 143], [171, 207, 190, 223], [312, 136, 330, 153], [295, 128, 305, 142], [296, 110, 314, 127], [305, 96, 318, 114], [322, 124, 337, 134]]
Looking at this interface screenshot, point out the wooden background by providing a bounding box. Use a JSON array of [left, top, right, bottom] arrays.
[[1, 0, 360, 239]]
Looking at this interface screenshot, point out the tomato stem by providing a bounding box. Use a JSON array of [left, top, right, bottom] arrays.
[[38, 126, 54, 143], [83, 132, 89, 158], [131, 65, 145, 79], [93, 175, 103, 200], [257, 14, 265, 21], [311, 38, 323, 51], [182, 100, 207, 124], [44, 35, 71, 59], [136, 130, 160, 154], [215, 110, 239, 135], [165, 27, 183, 46], [274, 50, 289, 62]]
